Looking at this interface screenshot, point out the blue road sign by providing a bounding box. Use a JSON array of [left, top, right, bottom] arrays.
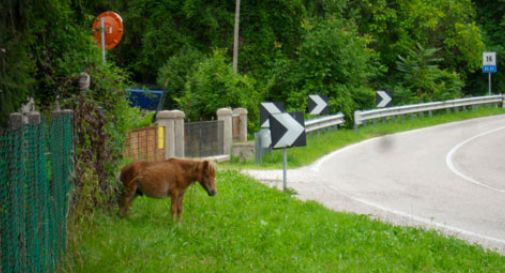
[[482, 65, 497, 73]]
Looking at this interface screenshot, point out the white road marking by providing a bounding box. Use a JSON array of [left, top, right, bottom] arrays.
[[446, 126, 505, 194], [326, 184, 505, 246]]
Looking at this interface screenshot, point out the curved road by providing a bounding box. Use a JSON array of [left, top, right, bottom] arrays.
[[245, 114, 505, 253]]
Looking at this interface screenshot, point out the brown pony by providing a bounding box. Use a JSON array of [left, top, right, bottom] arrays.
[[119, 158, 217, 220]]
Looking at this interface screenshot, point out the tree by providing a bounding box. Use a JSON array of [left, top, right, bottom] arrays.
[[469, 0, 505, 95], [396, 43, 463, 102], [264, 18, 382, 118], [347, 0, 483, 94]]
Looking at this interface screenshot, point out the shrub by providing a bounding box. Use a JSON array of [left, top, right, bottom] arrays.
[[178, 50, 260, 131], [264, 18, 382, 118], [157, 47, 204, 109], [396, 43, 463, 102]]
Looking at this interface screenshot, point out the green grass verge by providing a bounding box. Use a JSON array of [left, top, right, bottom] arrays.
[[226, 107, 505, 169], [61, 170, 505, 273]]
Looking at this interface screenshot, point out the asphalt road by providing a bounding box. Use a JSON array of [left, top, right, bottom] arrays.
[[244, 114, 505, 253]]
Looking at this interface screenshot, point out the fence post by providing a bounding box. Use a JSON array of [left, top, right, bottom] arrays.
[[217, 108, 233, 155], [156, 110, 185, 158], [232, 108, 248, 143]]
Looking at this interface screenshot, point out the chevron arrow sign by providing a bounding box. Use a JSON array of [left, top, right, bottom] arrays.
[[376, 90, 392, 108], [269, 112, 306, 149], [308, 94, 328, 115], [260, 102, 284, 128]]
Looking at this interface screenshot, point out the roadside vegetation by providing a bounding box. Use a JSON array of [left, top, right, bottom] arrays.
[[61, 169, 505, 273], [3, 1, 505, 272]]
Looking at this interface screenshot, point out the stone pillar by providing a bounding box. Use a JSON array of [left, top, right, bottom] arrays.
[[232, 108, 248, 143], [156, 110, 185, 158], [217, 107, 233, 155], [9, 113, 23, 130]]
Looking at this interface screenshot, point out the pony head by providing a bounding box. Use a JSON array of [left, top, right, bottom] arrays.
[[198, 160, 217, 196]]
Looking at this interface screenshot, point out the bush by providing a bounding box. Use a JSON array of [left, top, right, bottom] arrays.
[[396, 43, 463, 102], [157, 47, 204, 109], [264, 18, 382, 118], [178, 50, 260, 131]]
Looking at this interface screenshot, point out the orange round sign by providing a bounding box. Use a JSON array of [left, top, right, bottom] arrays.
[[92, 11, 124, 49]]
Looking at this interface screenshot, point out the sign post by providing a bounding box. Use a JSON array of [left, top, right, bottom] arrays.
[[482, 52, 497, 95], [100, 17, 106, 63], [269, 112, 306, 191]]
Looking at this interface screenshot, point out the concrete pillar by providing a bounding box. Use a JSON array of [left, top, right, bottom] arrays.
[[156, 110, 185, 158], [9, 113, 23, 130], [232, 108, 248, 143], [217, 107, 233, 155]]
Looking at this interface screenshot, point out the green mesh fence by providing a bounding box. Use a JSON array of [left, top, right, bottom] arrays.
[[0, 110, 74, 273]]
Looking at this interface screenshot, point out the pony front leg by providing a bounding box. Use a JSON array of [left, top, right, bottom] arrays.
[[119, 181, 138, 217], [170, 192, 184, 220]]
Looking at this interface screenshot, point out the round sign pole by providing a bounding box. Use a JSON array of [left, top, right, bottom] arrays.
[[92, 11, 124, 64], [100, 17, 106, 63]]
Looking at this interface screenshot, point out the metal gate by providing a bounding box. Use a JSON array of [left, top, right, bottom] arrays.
[[184, 120, 224, 158]]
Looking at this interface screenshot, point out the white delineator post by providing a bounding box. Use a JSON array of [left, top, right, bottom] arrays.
[[217, 108, 233, 155], [156, 110, 185, 158]]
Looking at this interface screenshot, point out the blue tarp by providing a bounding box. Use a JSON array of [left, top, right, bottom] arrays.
[[126, 89, 165, 111]]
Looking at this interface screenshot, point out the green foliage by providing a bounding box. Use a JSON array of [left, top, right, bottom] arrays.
[[347, 0, 483, 94], [59, 62, 153, 213], [0, 42, 34, 127], [471, 1, 505, 95], [109, 0, 234, 83], [264, 18, 381, 117], [157, 47, 204, 109], [239, 0, 307, 74], [396, 43, 463, 102], [0, 1, 148, 216], [179, 50, 260, 130]]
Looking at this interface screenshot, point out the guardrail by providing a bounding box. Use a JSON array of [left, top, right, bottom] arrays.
[[305, 112, 345, 133], [354, 95, 504, 128]]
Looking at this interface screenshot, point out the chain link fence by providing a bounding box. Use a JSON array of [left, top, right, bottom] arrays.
[[0, 110, 74, 273]]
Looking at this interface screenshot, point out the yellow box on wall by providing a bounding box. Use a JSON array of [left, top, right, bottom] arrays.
[[157, 126, 164, 149]]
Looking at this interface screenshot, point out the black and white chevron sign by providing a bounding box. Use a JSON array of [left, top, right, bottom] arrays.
[[376, 90, 392, 108], [260, 102, 284, 128], [308, 94, 328, 115], [269, 112, 306, 149]]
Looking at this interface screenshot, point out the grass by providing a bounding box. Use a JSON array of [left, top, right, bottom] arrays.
[[61, 170, 505, 273], [60, 106, 505, 272], [225, 107, 505, 169]]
